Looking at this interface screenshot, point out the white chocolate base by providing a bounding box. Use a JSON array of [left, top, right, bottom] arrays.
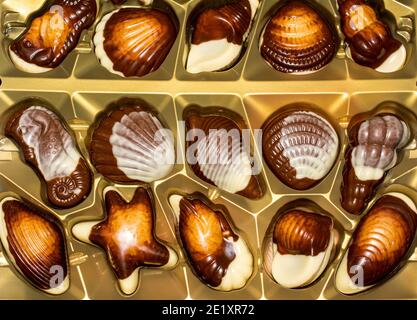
[[9, 49, 52, 73]]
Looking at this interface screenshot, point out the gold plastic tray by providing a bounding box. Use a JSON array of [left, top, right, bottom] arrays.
[[0, 0, 416, 300]]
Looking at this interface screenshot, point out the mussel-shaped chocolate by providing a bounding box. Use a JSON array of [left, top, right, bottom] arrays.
[[184, 106, 264, 199], [5, 99, 92, 208], [89, 98, 175, 184], [262, 104, 339, 190], [260, 0, 338, 74], [72, 186, 178, 295], [186, 0, 259, 73], [9, 0, 97, 73], [0, 196, 69, 294], [264, 209, 335, 288], [338, 0, 406, 73], [94, 8, 177, 77], [335, 193, 417, 294], [169, 193, 253, 291], [341, 112, 411, 215]]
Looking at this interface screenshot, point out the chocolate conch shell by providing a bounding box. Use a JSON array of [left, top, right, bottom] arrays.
[[5, 99, 92, 208], [335, 193, 417, 294], [263, 209, 335, 288], [0, 197, 69, 294], [9, 0, 97, 73], [184, 106, 264, 199], [89, 98, 175, 184], [341, 113, 410, 215], [262, 105, 339, 190], [94, 8, 177, 77], [169, 193, 253, 291], [260, 0, 337, 74], [338, 0, 406, 73], [186, 0, 259, 73], [72, 186, 178, 295]]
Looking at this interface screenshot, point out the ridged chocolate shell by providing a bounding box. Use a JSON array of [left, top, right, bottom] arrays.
[[184, 106, 264, 199], [341, 114, 410, 215], [260, 0, 337, 73], [5, 99, 92, 208], [89, 99, 175, 184], [262, 106, 339, 190], [0, 197, 69, 294], [9, 0, 97, 72], [94, 8, 177, 77]]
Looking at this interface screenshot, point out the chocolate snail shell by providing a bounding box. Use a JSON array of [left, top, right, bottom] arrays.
[[0, 197, 69, 294], [72, 186, 178, 295], [5, 99, 92, 208]]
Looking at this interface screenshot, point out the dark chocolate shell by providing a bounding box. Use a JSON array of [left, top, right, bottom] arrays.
[[72, 187, 178, 295], [94, 8, 177, 77], [0, 197, 69, 294], [184, 106, 264, 199], [341, 113, 410, 215], [338, 0, 406, 72], [260, 0, 337, 74], [9, 0, 97, 73], [169, 193, 253, 291], [88, 98, 175, 184], [5, 99, 92, 208], [335, 193, 417, 294], [262, 105, 339, 190]]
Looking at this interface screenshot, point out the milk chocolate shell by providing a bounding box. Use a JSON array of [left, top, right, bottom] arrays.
[[262, 105, 339, 190], [9, 0, 97, 73], [0, 197, 69, 294], [186, 0, 259, 73], [72, 187, 178, 295], [263, 209, 335, 288], [89, 98, 175, 183], [169, 193, 253, 291], [184, 106, 264, 199], [94, 8, 177, 77], [260, 0, 337, 74], [5, 99, 92, 208], [341, 112, 410, 215], [335, 193, 417, 294], [338, 0, 407, 73]]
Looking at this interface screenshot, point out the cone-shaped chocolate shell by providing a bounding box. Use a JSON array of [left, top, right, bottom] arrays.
[[5, 99, 92, 208], [184, 106, 264, 199], [9, 0, 97, 73], [260, 0, 337, 74], [0, 197, 69, 294]]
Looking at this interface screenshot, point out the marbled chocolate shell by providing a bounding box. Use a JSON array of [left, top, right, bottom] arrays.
[[169, 193, 253, 291], [5, 100, 92, 208], [338, 0, 406, 73], [186, 0, 259, 73], [9, 0, 97, 73], [264, 210, 334, 288], [94, 8, 177, 77], [0, 197, 69, 294], [260, 0, 337, 74], [341, 113, 410, 215], [184, 106, 264, 199], [89, 99, 175, 183], [262, 106, 339, 190], [335, 193, 417, 294]]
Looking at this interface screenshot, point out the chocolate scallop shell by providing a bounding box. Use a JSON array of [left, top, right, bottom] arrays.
[[9, 0, 97, 73], [335, 193, 417, 294], [261, 105, 339, 190], [184, 106, 264, 199], [169, 193, 253, 291], [5, 99, 92, 208], [0, 197, 69, 294], [260, 0, 337, 74], [94, 8, 178, 77], [89, 98, 175, 184]]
